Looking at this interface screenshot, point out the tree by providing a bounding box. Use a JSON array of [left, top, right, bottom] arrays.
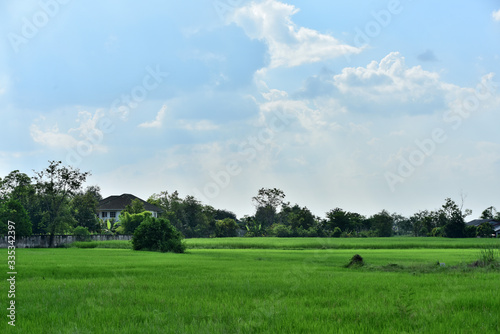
[[0, 199, 32, 237], [476, 222, 494, 238], [214, 218, 238, 237], [132, 217, 185, 253], [480, 206, 497, 220], [252, 188, 285, 228], [325, 208, 351, 232], [71, 186, 101, 232], [392, 213, 411, 236], [122, 198, 145, 215], [119, 211, 152, 234], [32, 161, 90, 247], [369, 210, 394, 237], [440, 198, 468, 238]]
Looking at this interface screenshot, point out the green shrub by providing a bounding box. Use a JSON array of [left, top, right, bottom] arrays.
[[476, 223, 494, 238], [464, 225, 477, 238], [430, 227, 442, 237], [120, 211, 152, 234], [214, 218, 238, 237], [332, 227, 342, 238], [272, 224, 292, 237], [73, 226, 91, 241], [132, 217, 185, 253]]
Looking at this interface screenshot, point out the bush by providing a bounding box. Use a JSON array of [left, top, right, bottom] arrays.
[[73, 226, 91, 241], [132, 217, 185, 253], [332, 227, 342, 238], [120, 211, 152, 234], [271, 224, 292, 237], [430, 227, 442, 237], [476, 222, 494, 238], [464, 225, 477, 238], [214, 218, 238, 237]]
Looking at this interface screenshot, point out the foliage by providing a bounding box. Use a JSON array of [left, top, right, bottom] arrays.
[[332, 226, 342, 238], [119, 211, 152, 235], [73, 226, 91, 241], [252, 188, 285, 228], [0, 199, 32, 237], [122, 198, 146, 215], [368, 210, 394, 237], [132, 217, 185, 253], [440, 198, 467, 238], [476, 222, 494, 238], [32, 161, 90, 246], [214, 218, 239, 237], [271, 224, 292, 237], [71, 186, 101, 232]]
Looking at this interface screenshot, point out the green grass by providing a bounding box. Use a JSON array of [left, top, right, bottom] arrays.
[[69, 236, 500, 250], [2, 238, 500, 333], [184, 236, 500, 249]]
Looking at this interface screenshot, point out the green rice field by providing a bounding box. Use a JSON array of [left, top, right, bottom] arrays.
[[2, 237, 500, 333]]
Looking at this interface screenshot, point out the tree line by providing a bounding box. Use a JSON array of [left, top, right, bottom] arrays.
[[0, 162, 498, 243]]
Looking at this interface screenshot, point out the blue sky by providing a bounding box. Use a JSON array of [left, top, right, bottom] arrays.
[[1, 0, 500, 218]]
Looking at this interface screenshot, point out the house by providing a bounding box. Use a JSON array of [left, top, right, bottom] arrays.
[[466, 218, 500, 237], [97, 194, 162, 221]]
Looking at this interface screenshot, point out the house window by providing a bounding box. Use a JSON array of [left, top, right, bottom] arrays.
[[102, 212, 107, 218], [110, 212, 116, 218]]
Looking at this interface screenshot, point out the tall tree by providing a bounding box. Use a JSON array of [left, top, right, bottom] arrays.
[[252, 188, 285, 228], [71, 186, 101, 232], [440, 198, 467, 238], [369, 210, 394, 237], [32, 161, 90, 247]]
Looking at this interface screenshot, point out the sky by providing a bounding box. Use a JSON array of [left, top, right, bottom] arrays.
[[1, 0, 500, 219]]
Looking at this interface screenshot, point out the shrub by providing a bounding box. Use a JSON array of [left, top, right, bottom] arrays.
[[214, 218, 238, 237], [120, 211, 152, 234], [73, 226, 91, 241], [430, 227, 442, 237], [332, 227, 342, 238], [464, 225, 477, 238], [476, 222, 494, 238], [272, 224, 292, 237], [132, 217, 185, 253]]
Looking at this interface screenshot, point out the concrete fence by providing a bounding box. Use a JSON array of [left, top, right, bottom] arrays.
[[0, 234, 132, 248]]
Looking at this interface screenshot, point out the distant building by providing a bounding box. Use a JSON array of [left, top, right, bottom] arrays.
[[466, 218, 500, 237], [97, 194, 162, 221]]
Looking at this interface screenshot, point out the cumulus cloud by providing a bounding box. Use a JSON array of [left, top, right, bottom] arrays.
[[493, 9, 500, 21], [139, 105, 167, 128], [333, 52, 455, 111], [30, 110, 108, 152], [30, 123, 79, 149], [229, 0, 362, 68]]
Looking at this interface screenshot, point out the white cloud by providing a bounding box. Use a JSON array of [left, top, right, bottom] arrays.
[[229, 0, 362, 68], [30, 110, 108, 153], [176, 119, 219, 131], [139, 105, 167, 128], [30, 123, 79, 149], [493, 9, 500, 21]]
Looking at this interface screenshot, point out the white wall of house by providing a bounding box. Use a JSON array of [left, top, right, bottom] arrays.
[[98, 210, 158, 221]]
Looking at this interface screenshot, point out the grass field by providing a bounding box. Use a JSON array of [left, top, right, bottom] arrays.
[[2, 237, 500, 333]]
